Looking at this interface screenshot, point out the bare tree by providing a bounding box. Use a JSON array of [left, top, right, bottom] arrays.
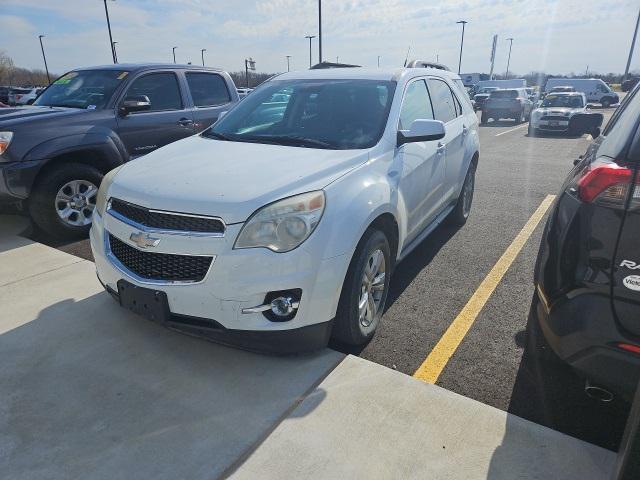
[[0, 50, 15, 85]]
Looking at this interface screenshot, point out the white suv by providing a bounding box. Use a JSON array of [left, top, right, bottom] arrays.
[[90, 67, 480, 352]]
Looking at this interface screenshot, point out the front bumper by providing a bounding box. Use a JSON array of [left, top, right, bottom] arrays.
[[91, 208, 349, 343], [534, 286, 640, 398], [530, 117, 570, 132], [0, 160, 44, 202]]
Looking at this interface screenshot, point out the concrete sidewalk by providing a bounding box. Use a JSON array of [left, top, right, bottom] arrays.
[[0, 214, 617, 479]]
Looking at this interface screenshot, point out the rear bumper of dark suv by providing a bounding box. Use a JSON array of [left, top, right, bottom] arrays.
[[534, 286, 640, 398]]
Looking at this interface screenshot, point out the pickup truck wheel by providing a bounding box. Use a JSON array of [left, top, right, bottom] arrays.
[[332, 229, 391, 346], [601, 98, 612, 108], [29, 163, 103, 239], [447, 160, 476, 226]]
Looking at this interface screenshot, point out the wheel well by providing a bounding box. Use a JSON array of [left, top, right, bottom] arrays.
[[33, 150, 116, 186], [471, 151, 479, 167], [369, 213, 399, 265]]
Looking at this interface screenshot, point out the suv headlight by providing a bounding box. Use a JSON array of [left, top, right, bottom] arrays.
[[96, 165, 124, 216], [235, 191, 325, 252], [0, 132, 13, 155]]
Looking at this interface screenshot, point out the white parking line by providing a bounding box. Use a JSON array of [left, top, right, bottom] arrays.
[[495, 124, 528, 137]]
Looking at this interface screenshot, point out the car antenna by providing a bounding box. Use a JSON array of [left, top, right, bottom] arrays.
[[403, 46, 411, 67]]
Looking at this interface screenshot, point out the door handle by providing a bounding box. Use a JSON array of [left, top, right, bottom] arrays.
[[462, 125, 469, 136], [437, 142, 446, 155], [178, 118, 194, 126]]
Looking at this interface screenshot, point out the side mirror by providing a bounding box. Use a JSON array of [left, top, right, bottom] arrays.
[[573, 155, 583, 166], [119, 95, 151, 115], [568, 113, 604, 137], [397, 119, 446, 146]]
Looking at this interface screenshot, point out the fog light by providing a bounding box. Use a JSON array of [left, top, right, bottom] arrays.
[[271, 296, 297, 317]]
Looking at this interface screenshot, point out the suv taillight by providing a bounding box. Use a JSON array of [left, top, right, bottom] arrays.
[[577, 159, 639, 207]]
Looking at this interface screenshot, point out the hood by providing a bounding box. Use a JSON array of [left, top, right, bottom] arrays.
[[0, 106, 88, 127], [109, 134, 369, 223]]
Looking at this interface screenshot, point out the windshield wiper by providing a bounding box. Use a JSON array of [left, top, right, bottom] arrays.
[[240, 135, 335, 149], [204, 131, 233, 141]]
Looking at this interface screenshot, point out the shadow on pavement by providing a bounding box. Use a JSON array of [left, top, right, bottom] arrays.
[[0, 291, 340, 480]]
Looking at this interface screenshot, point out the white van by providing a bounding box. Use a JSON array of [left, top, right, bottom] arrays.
[[544, 78, 619, 107]]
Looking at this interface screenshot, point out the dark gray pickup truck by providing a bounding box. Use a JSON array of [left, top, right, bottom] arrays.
[[0, 63, 238, 238]]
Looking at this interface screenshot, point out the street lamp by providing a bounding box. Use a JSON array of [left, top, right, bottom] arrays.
[[172, 46, 177, 64], [201, 49, 206, 66], [623, 6, 640, 83], [506, 37, 514, 79], [456, 20, 468, 74], [245, 57, 256, 88], [112, 41, 118, 63], [285, 55, 291, 72], [305, 35, 316, 68], [102, 0, 116, 64], [38, 35, 51, 84]]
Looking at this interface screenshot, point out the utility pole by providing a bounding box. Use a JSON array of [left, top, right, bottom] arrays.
[[103, 0, 116, 64], [172, 46, 177, 64], [201, 49, 206, 66], [336, 56, 339, 63], [112, 41, 118, 63], [377, 55, 381, 67], [286, 55, 291, 72], [456, 20, 468, 74], [318, 0, 323, 64], [506, 37, 514, 79], [38, 35, 50, 84], [305, 35, 316, 68], [623, 6, 640, 82]]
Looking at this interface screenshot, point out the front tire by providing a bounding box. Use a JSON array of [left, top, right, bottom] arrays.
[[601, 98, 612, 108], [481, 111, 489, 124], [446, 160, 476, 226], [29, 162, 103, 240], [332, 229, 391, 346]]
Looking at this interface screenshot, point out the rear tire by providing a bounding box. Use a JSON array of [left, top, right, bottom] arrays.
[[332, 229, 391, 346], [29, 162, 103, 240], [446, 160, 476, 226]]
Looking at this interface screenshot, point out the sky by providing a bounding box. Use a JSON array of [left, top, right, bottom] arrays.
[[0, 0, 639, 76]]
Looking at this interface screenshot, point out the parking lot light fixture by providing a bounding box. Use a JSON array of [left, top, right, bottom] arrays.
[[506, 38, 514, 79], [38, 35, 51, 84], [305, 35, 316, 68], [456, 20, 468, 74], [201, 49, 206, 66], [173, 46, 177, 63], [102, 0, 116, 64]]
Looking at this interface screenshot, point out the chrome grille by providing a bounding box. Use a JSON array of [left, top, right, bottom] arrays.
[[109, 198, 225, 234], [108, 234, 213, 282]]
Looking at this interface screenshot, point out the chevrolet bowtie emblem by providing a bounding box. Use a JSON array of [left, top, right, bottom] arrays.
[[129, 232, 161, 249]]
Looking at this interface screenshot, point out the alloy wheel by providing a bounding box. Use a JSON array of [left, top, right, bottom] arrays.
[[358, 248, 386, 328], [55, 179, 98, 227]]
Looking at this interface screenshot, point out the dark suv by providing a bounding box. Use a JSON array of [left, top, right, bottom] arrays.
[[0, 64, 238, 238], [481, 88, 533, 124], [528, 83, 640, 399]]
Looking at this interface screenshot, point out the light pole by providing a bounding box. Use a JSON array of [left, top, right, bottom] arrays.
[[245, 58, 256, 88], [377, 55, 381, 67], [201, 49, 206, 66], [305, 35, 316, 68], [172, 46, 177, 64], [505, 37, 514, 79], [318, 0, 323, 64], [102, 0, 116, 64], [112, 41, 118, 63], [623, 6, 640, 83], [38, 35, 50, 84], [456, 20, 468, 74], [286, 55, 291, 72]]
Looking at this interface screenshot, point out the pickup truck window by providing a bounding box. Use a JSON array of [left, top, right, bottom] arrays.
[[125, 72, 183, 112], [186, 72, 231, 107], [33, 69, 127, 109]]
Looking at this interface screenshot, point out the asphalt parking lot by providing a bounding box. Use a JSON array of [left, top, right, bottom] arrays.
[[9, 105, 631, 452]]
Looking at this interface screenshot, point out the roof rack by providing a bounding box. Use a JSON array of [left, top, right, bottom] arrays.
[[310, 61, 361, 70], [405, 60, 451, 71]]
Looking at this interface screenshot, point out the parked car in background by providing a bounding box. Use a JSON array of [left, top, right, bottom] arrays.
[[549, 85, 576, 94], [528, 92, 588, 136], [527, 82, 639, 401], [90, 66, 480, 352], [0, 63, 239, 239], [7, 87, 33, 106], [469, 78, 527, 96], [13, 87, 45, 105], [237, 87, 253, 98], [481, 88, 533, 124], [473, 86, 499, 111], [525, 87, 539, 102], [544, 78, 619, 108], [621, 77, 639, 92]]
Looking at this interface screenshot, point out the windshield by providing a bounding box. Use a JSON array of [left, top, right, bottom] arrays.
[[541, 94, 584, 108], [205, 79, 396, 150], [34, 70, 129, 109], [490, 90, 518, 99]]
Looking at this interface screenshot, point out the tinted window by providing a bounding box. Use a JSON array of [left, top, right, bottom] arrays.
[[207, 79, 395, 150], [399, 80, 434, 130], [428, 78, 457, 123], [491, 90, 518, 99], [186, 72, 230, 107], [125, 72, 182, 111], [599, 87, 640, 159]]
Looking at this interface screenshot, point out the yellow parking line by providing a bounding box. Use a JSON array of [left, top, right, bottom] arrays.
[[412, 194, 556, 384], [495, 124, 528, 137]]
